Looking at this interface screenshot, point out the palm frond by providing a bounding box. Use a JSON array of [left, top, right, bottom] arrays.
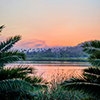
[[0, 51, 25, 66], [88, 59, 100, 67], [1, 51, 26, 59], [0, 89, 35, 100], [90, 40, 100, 48], [83, 73, 100, 83], [61, 82, 100, 99], [87, 51, 100, 67], [0, 35, 21, 53], [0, 25, 5, 33], [0, 66, 33, 80], [82, 40, 100, 49], [0, 79, 36, 92], [0, 25, 5, 30], [83, 67, 100, 83], [0, 66, 47, 89], [25, 76, 48, 89], [60, 40, 100, 99], [82, 40, 100, 67], [0, 79, 36, 100], [84, 67, 100, 75], [82, 40, 100, 54]]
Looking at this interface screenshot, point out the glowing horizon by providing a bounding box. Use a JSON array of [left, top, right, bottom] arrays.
[[0, 0, 100, 49]]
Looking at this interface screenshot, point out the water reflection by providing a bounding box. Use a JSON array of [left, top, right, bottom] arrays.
[[6, 61, 91, 82]]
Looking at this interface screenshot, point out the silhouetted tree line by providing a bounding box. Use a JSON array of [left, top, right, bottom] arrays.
[[21, 43, 88, 58]]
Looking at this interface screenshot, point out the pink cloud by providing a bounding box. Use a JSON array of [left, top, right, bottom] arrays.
[[14, 39, 48, 49]]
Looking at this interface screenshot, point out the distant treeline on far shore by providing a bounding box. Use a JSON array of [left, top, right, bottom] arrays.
[[19, 41, 88, 61]]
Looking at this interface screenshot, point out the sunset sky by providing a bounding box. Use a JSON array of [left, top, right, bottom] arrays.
[[0, 0, 100, 49]]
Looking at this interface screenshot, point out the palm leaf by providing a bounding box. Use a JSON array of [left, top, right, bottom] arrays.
[[0, 66, 33, 80], [83, 67, 100, 83], [0, 79, 36, 100], [61, 82, 100, 99], [0, 35, 21, 53], [0, 89, 35, 100], [82, 40, 100, 54], [26, 76, 48, 89], [0, 66, 47, 89], [0, 79, 36, 92], [84, 67, 100, 75], [0, 25, 5, 33], [0, 51, 25, 66], [88, 59, 100, 67], [61, 40, 100, 99], [82, 40, 100, 67]]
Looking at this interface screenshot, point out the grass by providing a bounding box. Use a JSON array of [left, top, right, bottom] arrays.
[[34, 85, 92, 100], [34, 75, 96, 100], [33, 68, 96, 100]]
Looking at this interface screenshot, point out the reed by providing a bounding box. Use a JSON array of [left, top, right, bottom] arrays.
[[34, 68, 94, 100]]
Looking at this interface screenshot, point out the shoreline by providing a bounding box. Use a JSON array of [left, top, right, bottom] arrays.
[[25, 57, 88, 62]]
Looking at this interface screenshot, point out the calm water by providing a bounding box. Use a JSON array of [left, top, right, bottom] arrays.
[[6, 61, 91, 82]]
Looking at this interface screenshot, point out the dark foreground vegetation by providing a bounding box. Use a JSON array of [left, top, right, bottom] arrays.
[[61, 40, 100, 99], [0, 25, 100, 100]]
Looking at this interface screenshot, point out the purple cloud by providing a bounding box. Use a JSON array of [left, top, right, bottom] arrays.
[[14, 39, 48, 49]]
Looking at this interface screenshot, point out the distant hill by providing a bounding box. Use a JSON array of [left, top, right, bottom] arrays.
[[20, 41, 88, 58]]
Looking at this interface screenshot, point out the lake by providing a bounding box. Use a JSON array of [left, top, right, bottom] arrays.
[[6, 61, 91, 82]]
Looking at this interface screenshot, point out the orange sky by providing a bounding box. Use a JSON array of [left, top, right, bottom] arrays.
[[0, 0, 100, 49]]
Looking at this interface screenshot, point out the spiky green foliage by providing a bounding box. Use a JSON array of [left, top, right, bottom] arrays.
[[0, 26, 46, 99], [0, 27, 25, 66], [0, 51, 25, 67], [0, 26, 25, 66], [61, 68, 100, 98], [0, 79, 36, 100], [84, 67, 100, 76], [82, 40, 100, 67], [25, 76, 48, 89], [0, 35, 21, 52], [61, 40, 100, 99], [0, 25, 5, 33], [35, 84, 94, 100], [0, 79, 35, 92], [61, 82, 100, 99], [0, 35, 26, 66], [0, 65, 47, 99], [0, 66, 47, 89], [0, 66, 33, 81]]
